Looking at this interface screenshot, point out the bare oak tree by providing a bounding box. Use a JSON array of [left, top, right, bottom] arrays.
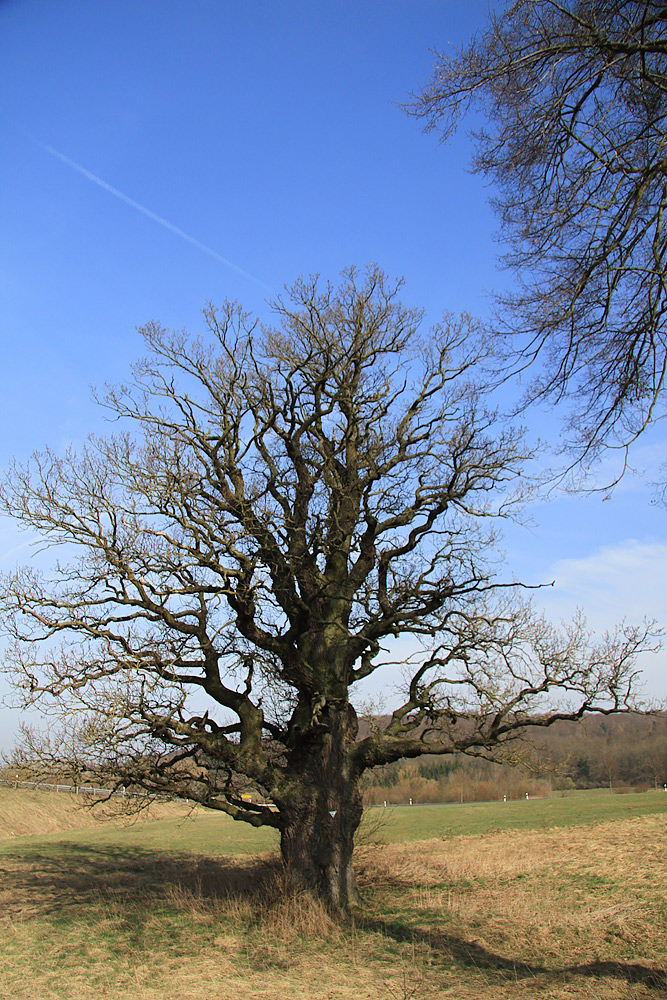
[[0, 267, 654, 911], [410, 0, 667, 479]]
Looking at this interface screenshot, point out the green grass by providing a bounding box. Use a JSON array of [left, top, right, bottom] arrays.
[[3, 789, 667, 999], [16, 809, 277, 854], [2, 789, 667, 860], [365, 788, 667, 842]]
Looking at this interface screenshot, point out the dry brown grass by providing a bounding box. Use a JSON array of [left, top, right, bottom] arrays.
[[357, 814, 667, 998], [1, 811, 666, 999], [0, 787, 193, 840]]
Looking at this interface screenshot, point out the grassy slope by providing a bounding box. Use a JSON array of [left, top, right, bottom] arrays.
[[5, 786, 667, 848], [372, 789, 667, 841], [0, 788, 192, 840], [4, 786, 667, 852], [2, 791, 667, 1000]]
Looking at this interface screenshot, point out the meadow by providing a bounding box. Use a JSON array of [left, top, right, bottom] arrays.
[[1, 789, 667, 999]]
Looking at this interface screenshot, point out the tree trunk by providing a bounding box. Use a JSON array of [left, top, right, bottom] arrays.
[[278, 704, 363, 913]]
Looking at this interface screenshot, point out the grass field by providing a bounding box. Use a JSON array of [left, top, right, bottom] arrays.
[[1, 790, 667, 999]]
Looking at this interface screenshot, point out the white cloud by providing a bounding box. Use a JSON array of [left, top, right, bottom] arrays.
[[536, 540, 667, 697], [539, 540, 666, 620]]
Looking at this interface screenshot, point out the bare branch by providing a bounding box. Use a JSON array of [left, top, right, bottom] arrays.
[[408, 0, 667, 486]]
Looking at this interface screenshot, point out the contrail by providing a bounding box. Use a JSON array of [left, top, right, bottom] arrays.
[[31, 137, 272, 291]]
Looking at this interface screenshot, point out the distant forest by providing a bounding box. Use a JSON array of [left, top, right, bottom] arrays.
[[361, 713, 667, 805]]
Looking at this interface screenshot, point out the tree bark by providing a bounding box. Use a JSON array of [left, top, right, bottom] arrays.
[[278, 704, 363, 913]]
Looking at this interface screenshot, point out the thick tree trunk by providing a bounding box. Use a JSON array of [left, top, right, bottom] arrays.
[[278, 704, 363, 913]]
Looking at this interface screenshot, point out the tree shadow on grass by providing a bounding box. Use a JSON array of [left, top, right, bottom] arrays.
[[3, 842, 666, 993], [0, 841, 282, 923], [362, 915, 667, 994]]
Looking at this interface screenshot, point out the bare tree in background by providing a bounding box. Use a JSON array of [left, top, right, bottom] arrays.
[[0, 267, 655, 912], [409, 0, 667, 483]]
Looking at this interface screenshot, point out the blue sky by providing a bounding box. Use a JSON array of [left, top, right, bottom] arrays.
[[0, 0, 665, 749]]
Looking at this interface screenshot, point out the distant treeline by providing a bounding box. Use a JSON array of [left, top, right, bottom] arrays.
[[361, 713, 667, 804], [5, 712, 666, 807]]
